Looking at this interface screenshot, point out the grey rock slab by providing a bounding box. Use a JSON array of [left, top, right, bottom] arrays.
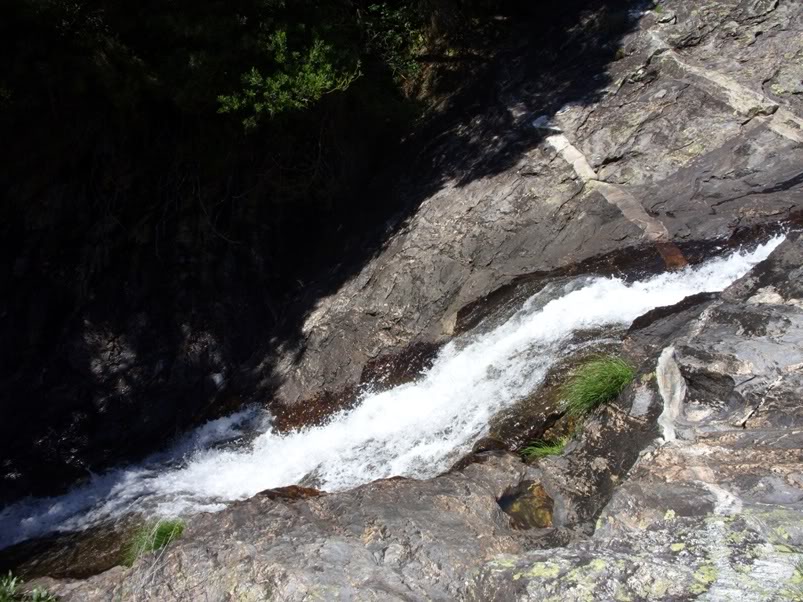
[[464, 235, 803, 601], [269, 0, 803, 408], [40, 453, 535, 601]]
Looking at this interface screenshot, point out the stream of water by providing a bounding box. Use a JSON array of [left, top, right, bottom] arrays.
[[0, 236, 783, 549]]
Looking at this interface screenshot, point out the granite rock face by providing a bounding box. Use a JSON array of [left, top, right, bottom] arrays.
[[271, 0, 803, 408], [39, 453, 534, 601], [465, 233, 803, 601]]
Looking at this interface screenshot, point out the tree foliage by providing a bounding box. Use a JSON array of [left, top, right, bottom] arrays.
[[362, 3, 426, 80], [0, 0, 515, 262], [218, 30, 362, 128], [0, 0, 432, 128]]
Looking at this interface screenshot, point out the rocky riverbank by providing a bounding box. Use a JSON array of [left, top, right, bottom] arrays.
[[33, 233, 803, 601]]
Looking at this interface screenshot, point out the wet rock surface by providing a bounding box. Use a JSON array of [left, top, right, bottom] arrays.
[[486, 339, 616, 451], [0, 518, 139, 581]]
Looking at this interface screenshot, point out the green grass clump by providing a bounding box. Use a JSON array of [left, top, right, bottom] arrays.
[[0, 572, 56, 602], [520, 437, 568, 460], [122, 518, 185, 566], [563, 356, 635, 417]]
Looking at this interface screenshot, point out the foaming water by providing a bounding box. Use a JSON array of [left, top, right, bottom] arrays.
[[0, 237, 783, 548]]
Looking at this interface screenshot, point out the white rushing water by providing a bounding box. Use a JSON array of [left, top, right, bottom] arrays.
[[0, 237, 784, 548]]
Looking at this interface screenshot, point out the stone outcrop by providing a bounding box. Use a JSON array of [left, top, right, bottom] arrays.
[[36, 236, 803, 601], [467, 232, 803, 601], [270, 0, 803, 410]]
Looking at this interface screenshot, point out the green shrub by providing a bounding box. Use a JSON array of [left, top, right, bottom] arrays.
[[0, 572, 56, 602], [217, 30, 361, 129], [520, 437, 568, 460], [122, 519, 185, 567], [362, 3, 425, 81], [563, 356, 635, 417]]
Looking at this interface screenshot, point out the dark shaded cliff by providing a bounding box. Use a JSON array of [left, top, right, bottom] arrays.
[[0, 0, 643, 503]]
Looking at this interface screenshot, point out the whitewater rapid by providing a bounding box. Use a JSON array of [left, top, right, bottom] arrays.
[[0, 236, 784, 548]]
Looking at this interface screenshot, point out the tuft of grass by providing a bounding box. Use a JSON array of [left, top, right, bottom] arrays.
[[563, 356, 635, 417], [122, 518, 185, 567], [520, 437, 568, 460], [0, 572, 56, 602]]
